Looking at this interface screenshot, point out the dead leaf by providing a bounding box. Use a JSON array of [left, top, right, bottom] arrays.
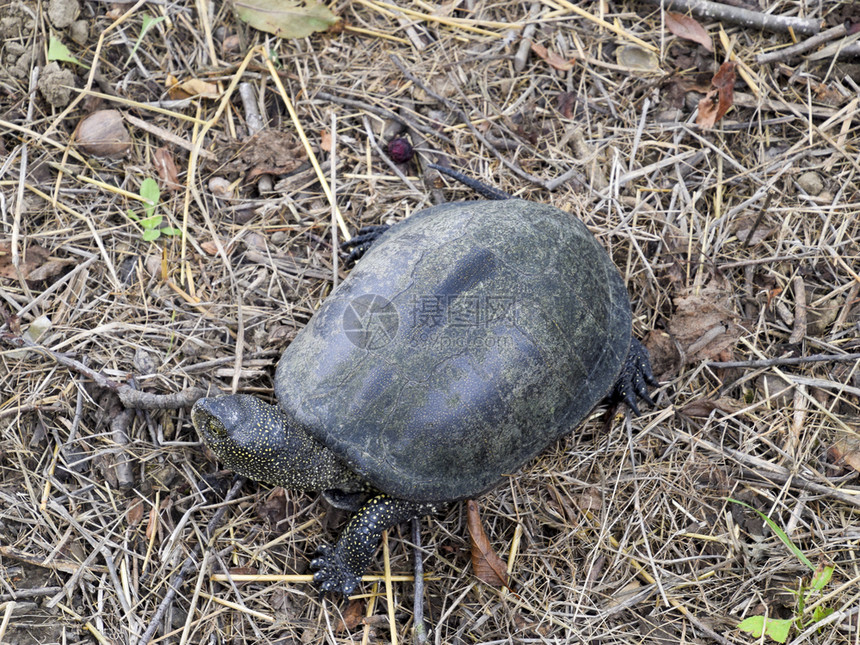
[[0, 243, 50, 279], [531, 42, 575, 71], [320, 129, 333, 152], [827, 438, 860, 474], [665, 12, 713, 52], [616, 45, 661, 72], [668, 280, 742, 364], [258, 487, 288, 525], [557, 92, 577, 119], [235, 0, 340, 39], [466, 500, 508, 588], [680, 397, 743, 417], [218, 129, 306, 180], [644, 330, 682, 378], [696, 62, 736, 128], [166, 75, 220, 100], [575, 487, 602, 512], [153, 147, 181, 191], [336, 598, 366, 632], [126, 500, 144, 526], [26, 259, 73, 282]]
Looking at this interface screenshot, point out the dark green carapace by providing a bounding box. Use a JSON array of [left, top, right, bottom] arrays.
[[192, 198, 655, 596]]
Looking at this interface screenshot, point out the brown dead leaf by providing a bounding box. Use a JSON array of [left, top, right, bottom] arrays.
[[643, 329, 681, 378], [466, 499, 508, 588], [531, 42, 575, 71], [665, 12, 713, 51], [218, 129, 306, 181], [827, 437, 860, 474], [153, 147, 182, 191], [668, 280, 741, 364], [320, 129, 333, 152], [126, 499, 144, 526], [166, 75, 220, 100], [0, 243, 50, 279], [574, 487, 602, 512], [697, 62, 736, 128], [557, 92, 577, 119], [336, 598, 366, 632], [680, 397, 743, 417], [258, 487, 288, 526], [26, 259, 73, 282], [733, 213, 775, 246]]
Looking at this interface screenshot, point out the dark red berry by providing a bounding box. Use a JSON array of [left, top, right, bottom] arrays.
[[386, 138, 413, 163]]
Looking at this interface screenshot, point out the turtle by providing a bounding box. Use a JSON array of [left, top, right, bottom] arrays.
[[191, 168, 657, 596]]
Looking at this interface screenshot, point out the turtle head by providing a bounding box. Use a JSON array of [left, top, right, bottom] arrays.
[[191, 394, 356, 491], [191, 395, 289, 482]]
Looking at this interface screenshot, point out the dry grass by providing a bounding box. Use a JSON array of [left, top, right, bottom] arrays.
[[1, 0, 859, 643]]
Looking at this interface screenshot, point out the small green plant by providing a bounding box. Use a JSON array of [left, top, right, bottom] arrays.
[[48, 36, 89, 68], [125, 14, 167, 67], [731, 498, 835, 643], [127, 178, 181, 242]]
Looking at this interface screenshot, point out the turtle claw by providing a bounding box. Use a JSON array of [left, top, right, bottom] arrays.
[[611, 338, 658, 415], [341, 225, 390, 265], [310, 544, 360, 597]]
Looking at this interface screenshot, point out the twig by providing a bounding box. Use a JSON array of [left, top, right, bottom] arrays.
[[642, 0, 821, 35], [390, 55, 553, 190], [411, 519, 428, 645], [0, 587, 63, 602], [0, 333, 205, 409], [742, 193, 772, 247], [513, 3, 542, 72], [706, 352, 860, 369], [238, 82, 272, 194], [788, 277, 807, 345], [757, 23, 848, 63], [138, 477, 246, 645], [665, 428, 860, 509], [315, 91, 454, 145]]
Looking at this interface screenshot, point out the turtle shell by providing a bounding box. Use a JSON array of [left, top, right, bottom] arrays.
[[274, 199, 632, 502]]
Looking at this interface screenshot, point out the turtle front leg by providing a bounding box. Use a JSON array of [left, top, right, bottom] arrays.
[[311, 494, 440, 596], [609, 338, 659, 415]]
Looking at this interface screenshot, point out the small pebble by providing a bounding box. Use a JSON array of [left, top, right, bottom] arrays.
[[797, 171, 823, 196]]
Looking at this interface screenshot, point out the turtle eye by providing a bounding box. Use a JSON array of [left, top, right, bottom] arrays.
[[204, 414, 229, 440], [191, 400, 229, 440]]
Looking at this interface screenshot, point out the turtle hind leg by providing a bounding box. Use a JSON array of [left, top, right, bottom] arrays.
[[340, 225, 390, 264], [609, 338, 659, 415], [311, 494, 440, 596]]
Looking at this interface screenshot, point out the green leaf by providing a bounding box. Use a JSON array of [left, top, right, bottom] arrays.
[[139, 178, 160, 219], [142, 228, 161, 242], [162, 227, 183, 236], [234, 0, 339, 39], [126, 209, 140, 222], [738, 616, 765, 638], [141, 215, 163, 230], [47, 37, 87, 67], [142, 13, 167, 34], [728, 498, 815, 571], [813, 606, 834, 623], [764, 618, 793, 643], [125, 14, 167, 66], [811, 565, 834, 592]]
